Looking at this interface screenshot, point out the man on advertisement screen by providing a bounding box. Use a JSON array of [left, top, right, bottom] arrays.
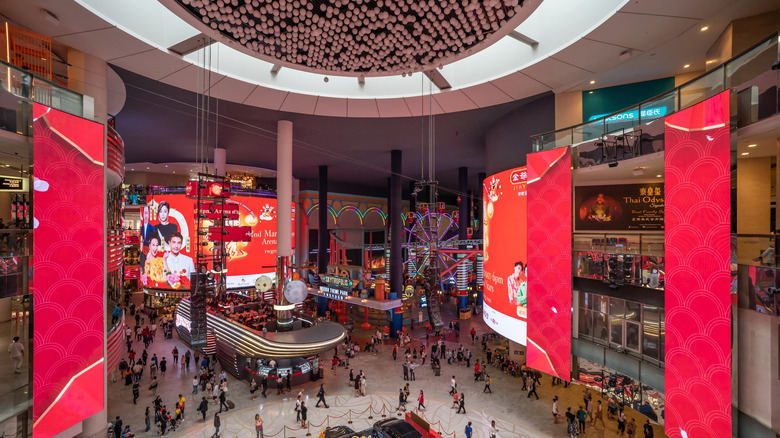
[[164, 232, 195, 282], [140, 205, 157, 247]]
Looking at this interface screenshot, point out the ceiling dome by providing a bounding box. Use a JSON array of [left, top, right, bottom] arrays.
[[175, 0, 527, 75]]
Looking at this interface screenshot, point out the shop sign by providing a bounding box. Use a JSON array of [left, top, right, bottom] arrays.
[[0, 176, 23, 191], [319, 274, 353, 301], [587, 106, 667, 123], [575, 183, 664, 231]]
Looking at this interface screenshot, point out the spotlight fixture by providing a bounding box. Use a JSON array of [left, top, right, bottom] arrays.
[[748, 144, 757, 148], [700, 26, 709, 31], [632, 166, 646, 176], [741, 152, 749, 156], [590, 80, 595, 84], [683, 64, 690, 69], [656, 174, 662, 178]]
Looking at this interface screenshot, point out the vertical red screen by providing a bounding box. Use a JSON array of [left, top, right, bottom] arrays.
[[664, 91, 731, 438], [526, 147, 572, 381], [32, 104, 105, 437]]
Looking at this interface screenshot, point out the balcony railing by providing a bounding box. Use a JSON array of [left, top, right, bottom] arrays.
[[532, 31, 780, 155]]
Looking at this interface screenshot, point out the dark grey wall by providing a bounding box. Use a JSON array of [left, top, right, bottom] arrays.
[[485, 92, 555, 176]]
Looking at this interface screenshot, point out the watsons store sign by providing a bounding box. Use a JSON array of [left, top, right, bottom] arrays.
[[587, 106, 667, 123]]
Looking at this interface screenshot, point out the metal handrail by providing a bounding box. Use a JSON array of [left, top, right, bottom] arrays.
[[531, 30, 780, 151]]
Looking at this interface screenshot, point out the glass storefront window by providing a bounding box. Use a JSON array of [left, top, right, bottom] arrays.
[[594, 312, 609, 344], [625, 321, 641, 352], [610, 316, 623, 345], [579, 306, 592, 338], [626, 301, 641, 322], [610, 298, 625, 318]]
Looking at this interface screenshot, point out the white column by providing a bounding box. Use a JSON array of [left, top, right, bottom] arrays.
[[277, 121, 293, 257], [213, 148, 226, 177]]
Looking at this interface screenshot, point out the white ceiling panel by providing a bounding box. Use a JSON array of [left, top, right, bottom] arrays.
[[586, 12, 700, 52], [208, 76, 257, 104], [461, 83, 513, 108], [403, 96, 445, 117], [0, 0, 113, 39], [489, 72, 550, 100], [158, 64, 225, 92], [552, 39, 630, 76], [522, 57, 592, 91], [314, 97, 347, 117], [376, 99, 414, 118], [279, 93, 318, 114], [55, 26, 155, 62], [242, 86, 289, 110], [347, 100, 380, 118], [620, 0, 731, 19], [109, 49, 191, 81], [432, 91, 479, 113]]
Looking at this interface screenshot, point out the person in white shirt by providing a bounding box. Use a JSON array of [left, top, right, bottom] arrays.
[[489, 420, 497, 438], [8, 336, 23, 373], [163, 232, 195, 280]]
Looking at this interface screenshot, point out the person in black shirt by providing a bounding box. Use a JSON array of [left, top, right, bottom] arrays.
[[155, 201, 179, 249]]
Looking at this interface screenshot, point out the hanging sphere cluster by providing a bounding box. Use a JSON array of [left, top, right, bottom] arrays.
[[176, 0, 524, 74]]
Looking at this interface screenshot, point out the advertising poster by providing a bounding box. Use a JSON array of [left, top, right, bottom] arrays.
[[138, 194, 295, 290], [33, 104, 106, 436], [574, 183, 664, 231], [482, 166, 528, 345], [526, 147, 572, 381], [140, 195, 195, 290], [224, 196, 296, 288], [664, 91, 731, 438]]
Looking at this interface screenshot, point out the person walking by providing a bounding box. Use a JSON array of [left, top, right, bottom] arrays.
[[113, 416, 123, 438], [261, 375, 268, 398], [393, 344, 398, 360], [193, 376, 199, 395], [627, 418, 637, 436], [160, 357, 167, 376], [417, 390, 425, 411], [552, 396, 559, 423], [149, 376, 158, 395], [300, 401, 308, 428], [456, 393, 466, 414], [643, 420, 654, 437], [218, 387, 229, 413], [360, 375, 367, 396], [353, 375, 360, 397], [566, 408, 579, 438], [8, 336, 23, 374], [316, 384, 329, 408], [211, 413, 221, 438], [397, 388, 407, 412], [576, 406, 587, 433], [277, 376, 284, 395], [483, 374, 493, 393], [527, 376, 539, 399], [132, 381, 140, 404], [489, 420, 497, 438], [255, 414, 264, 438], [172, 347, 179, 364], [617, 408, 627, 434], [474, 362, 481, 381], [144, 407, 151, 432], [464, 422, 473, 438], [449, 376, 457, 395], [450, 390, 459, 409], [592, 400, 605, 429], [250, 378, 258, 401], [185, 350, 191, 368], [198, 396, 209, 422]]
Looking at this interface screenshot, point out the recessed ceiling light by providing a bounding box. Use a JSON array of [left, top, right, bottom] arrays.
[[741, 152, 749, 156], [700, 26, 709, 31], [589, 80, 595, 84], [131, 169, 134, 171], [683, 64, 690, 68], [165, 165, 168, 167], [589, 91, 593, 94], [748, 144, 757, 148], [173, 171, 176, 173], [656, 174, 662, 178], [706, 60, 716, 64], [146, 167, 150, 170]]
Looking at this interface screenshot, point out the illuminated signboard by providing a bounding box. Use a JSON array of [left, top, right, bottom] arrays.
[[0, 176, 24, 191], [587, 106, 667, 122], [319, 275, 353, 301]]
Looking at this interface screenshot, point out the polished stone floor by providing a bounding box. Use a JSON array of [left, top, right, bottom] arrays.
[[108, 300, 665, 438]]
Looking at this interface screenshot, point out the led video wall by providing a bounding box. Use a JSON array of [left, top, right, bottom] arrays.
[[664, 91, 731, 438], [139, 194, 295, 290], [32, 104, 106, 437], [482, 166, 528, 345], [526, 147, 572, 381]]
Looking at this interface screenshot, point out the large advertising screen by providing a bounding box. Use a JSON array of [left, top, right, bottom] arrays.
[[139, 194, 294, 290], [664, 91, 731, 438], [482, 167, 528, 345], [526, 147, 572, 381], [33, 104, 105, 437], [574, 183, 664, 231]]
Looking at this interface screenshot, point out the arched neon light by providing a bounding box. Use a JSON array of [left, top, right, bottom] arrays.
[[337, 205, 364, 225], [306, 203, 338, 225]]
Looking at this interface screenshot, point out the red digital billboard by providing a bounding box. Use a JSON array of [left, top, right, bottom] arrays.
[[664, 91, 731, 438], [139, 195, 295, 290], [526, 147, 572, 381], [482, 166, 528, 345], [32, 104, 105, 437]]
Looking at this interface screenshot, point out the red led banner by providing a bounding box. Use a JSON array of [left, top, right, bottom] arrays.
[[526, 147, 572, 381], [664, 91, 731, 438], [185, 180, 231, 198], [32, 104, 105, 437], [207, 226, 253, 242], [198, 203, 240, 219]]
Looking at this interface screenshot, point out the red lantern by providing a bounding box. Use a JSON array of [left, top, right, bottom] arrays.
[[452, 211, 459, 224]]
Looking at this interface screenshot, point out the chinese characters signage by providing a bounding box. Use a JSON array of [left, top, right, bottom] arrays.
[[575, 183, 664, 231]]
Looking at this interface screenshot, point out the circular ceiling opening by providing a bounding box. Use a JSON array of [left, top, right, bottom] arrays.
[[176, 0, 526, 75]]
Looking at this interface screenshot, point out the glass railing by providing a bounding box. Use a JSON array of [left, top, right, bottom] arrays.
[[0, 60, 83, 137], [532, 31, 780, 153]]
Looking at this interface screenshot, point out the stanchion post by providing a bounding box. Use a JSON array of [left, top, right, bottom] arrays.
[[284, 426, 287, 438], [381, 405, 386, 418], [348, 410, 353, 424], [327, 415, 330, 428], [368, 407, 374, 420], [306, 422, 311, 436]]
